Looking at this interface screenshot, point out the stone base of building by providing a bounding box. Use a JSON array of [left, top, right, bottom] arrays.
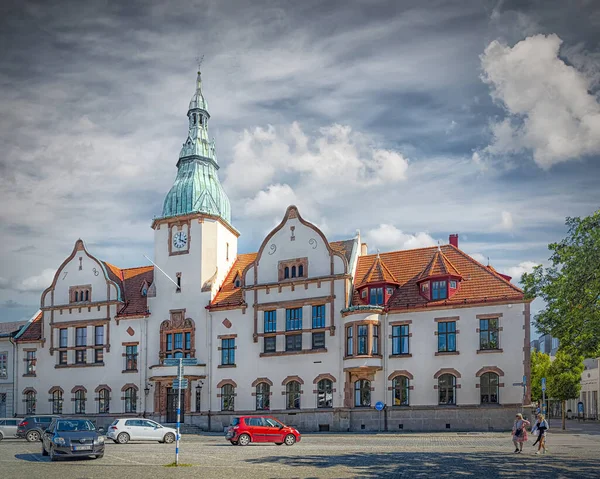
[[165, 405, 520, 433]]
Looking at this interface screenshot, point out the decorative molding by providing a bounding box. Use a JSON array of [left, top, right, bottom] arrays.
[[309, 238, 317, 249], [435, 351, 460, 356], [388, 370, 414, 380], [282, 375, 304, 386], [252, 377, 274, 387], [313, 373, 336, 384], [95, 384, 112, 392], [71, 385, 87, 393], [476, 313, 503, 319], [268, 244, 277, 255], [121, 383, 139, 392], [216, 379, 237, 389], [255, 295, 333, 311], [434, 316, 460, 322], [434, 368, 462, 379], [475, 366, 505, 377], [476, 349, 504, 354]]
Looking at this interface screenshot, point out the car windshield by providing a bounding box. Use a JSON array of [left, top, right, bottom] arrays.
[[265, 418, 283, 427], [56, 420, 95, 432]]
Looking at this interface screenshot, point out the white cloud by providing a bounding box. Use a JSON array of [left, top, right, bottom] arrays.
[[506, 261, 539, 281], [364, 224, 437, 252], [499, 211, 514, 231], [15, 269, 56, 293], [243, 184, 302, 217], [469, 253, 488, 265], [478, 34, 600, 168]]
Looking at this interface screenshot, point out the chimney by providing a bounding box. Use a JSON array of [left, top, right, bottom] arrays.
[[361, 243, 368, 255], [449, 234, 459, 248]]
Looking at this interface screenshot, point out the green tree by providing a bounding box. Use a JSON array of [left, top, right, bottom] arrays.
[[530, 350, 551, 404], [547, 349, 585, 430], [522, 210, 600, 358]]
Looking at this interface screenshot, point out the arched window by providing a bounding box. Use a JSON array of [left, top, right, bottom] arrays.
[[317, 379, 333, 408], [98, 388, 110, 413], [255, 382, 270, 411], [74, 389, 86, 414], [74, 291, 79, 302], [286, 381, 301, 409], [124, 387, 137, 413], [298, 264, 304, 277], [51, 390, 63, 414], [480, 372, 499, 404], [25, 391, 36, 414], [161, 313, 195, 361], [392, 376, 409, 406], [221, 384, 235, 411], [291, 266, 297, 278], [85, 290, 89, 301], [192, 113, 197, 125], [354, 380, 371, 407], [438, 374, 456, 405], [284, 267, 290, 279]]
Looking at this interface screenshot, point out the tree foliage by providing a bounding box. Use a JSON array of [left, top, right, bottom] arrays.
[[522, 210, 600, 358], [530, 350, 551, 403], [546, 349, 584, 401]]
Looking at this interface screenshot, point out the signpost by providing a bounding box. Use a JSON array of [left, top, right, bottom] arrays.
[[541, 377, 546, 416], [163, 357, 198, 466], [375, 402, 384, 432]]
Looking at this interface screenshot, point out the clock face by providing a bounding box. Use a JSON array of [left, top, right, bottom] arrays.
[[173, 231, 188, 249]]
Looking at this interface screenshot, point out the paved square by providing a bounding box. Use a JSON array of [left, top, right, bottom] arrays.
[[1, 429, 598, 478]]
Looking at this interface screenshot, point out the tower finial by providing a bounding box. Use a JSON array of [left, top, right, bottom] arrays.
[[196, 54, 204, 73]]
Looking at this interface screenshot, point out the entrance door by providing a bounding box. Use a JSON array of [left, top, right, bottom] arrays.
[[0, 393, 6, 417], [166, 388, 185, 423]]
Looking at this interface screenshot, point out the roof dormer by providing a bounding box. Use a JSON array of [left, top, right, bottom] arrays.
[[356, 254, 399, 306], [417, 248, 462, 301]]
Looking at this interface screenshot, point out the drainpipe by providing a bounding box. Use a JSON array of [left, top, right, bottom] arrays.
[[383, 312, 389, 431], [9, 337, 17, 417], [207, 309, 212, 432], [143, 315, 149, 417]]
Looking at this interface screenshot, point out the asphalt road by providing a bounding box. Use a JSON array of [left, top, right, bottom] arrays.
[[1, 430, 599, 478]]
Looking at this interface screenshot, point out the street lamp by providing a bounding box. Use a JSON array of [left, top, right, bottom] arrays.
[[144, 384, 151, 396]]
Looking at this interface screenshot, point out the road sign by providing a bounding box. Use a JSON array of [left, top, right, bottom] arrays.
[[375, 401, 385, 411], [172, 379, 189, 389], [180, 358, 198, 366], [541, 377, 546, 392], [163, 358, 181, 367], [578, 402, 584, 414], [523, 375, 527, 385]]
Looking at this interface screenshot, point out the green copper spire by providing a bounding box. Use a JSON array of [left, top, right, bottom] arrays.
[[161, 71, 232, 224]]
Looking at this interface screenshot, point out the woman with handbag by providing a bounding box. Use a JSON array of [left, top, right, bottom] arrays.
[[531, 413, 549, 454], [512, 413, 530, 453]]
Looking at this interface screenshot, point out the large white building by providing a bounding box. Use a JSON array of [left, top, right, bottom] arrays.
[[12, 72, 531, 432]]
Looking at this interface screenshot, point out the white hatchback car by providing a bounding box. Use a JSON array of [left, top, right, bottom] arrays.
[[107, 418, 177, 444]]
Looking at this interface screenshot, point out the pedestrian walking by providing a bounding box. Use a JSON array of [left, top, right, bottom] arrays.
[[512, 413, 530, 453], [531, 413, 549, 454]]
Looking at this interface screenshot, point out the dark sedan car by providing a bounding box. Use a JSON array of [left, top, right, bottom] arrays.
[[41, 418, 105, 461]]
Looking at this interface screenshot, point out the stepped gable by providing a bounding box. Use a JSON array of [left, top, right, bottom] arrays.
[[353, 245, 524, 311], [15, 311, 42, 342], [118, 266, 154, 317], [358, 253, 398, 286], [208, 253, 257, 309]]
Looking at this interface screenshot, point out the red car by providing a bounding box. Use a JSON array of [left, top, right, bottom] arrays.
[[225, 416, 301, 446]]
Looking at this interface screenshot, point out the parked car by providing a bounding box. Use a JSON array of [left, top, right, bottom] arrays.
[[0, 418, 23, 440], [41, 418, 105, 461], [106, 418, 177, 444], [17, 416, 60, 442], [225, 416, 301, 446]]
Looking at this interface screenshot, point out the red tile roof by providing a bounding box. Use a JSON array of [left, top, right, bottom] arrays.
[[357, 254, 398, 286], [353, 245, 524, 311], [417, 248, 461, 281], [16, 311, 42, 342], [209, 253, 257, 309], [117, 266, 154, 317], [330, 239, 355, 264]]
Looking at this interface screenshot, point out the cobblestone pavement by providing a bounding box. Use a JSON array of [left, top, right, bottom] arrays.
[[1, 431, 599, 478]]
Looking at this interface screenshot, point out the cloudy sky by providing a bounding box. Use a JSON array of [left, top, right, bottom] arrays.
[[1, 0, 599, 323]]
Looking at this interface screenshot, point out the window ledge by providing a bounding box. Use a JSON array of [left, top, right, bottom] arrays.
[[260, 348, 327, 358], [22, 373, 36, 377], [344, 354, 383, 360], [55, 362, 105, 369], [435, 351, 459, 356], [477, 349, 504, 354], [122, 369, 139, 373], [218, 364, 237, 368], [389, 354, 412, 359]]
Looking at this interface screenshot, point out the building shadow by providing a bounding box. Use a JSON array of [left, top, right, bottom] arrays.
[[245, 451, 599, 478]]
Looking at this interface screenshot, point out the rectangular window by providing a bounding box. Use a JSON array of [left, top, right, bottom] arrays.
[[25, 351, 36, 375], [0, 352, 7, 379], [264, 336, 276, 353], [166, 334, 173, 351], [438, 321, 456, 352], [76, 327, 87, 347], [75, 350, 86, 364], [94, 348, 103, 364], [286, 308, 303, 331], [264, 310, 277, 333], [312, 332, 325, 349], [346, 327, 353, 356], [432, 281, 448, 300], [174, 333, 183, 350], [285, 334, 302, 351], [59, 351, 67, 365], [357, 325, 368, 355], [125, 345, 138, 370], [312, 305, 326, 329], [392, 325, 410, 355], [221, 338, 235, 365], [185, 332, 191, 350], [480, 318, 499, 350], [369, 287, 384, 305], [372, 325, 379, 355], [95, 326, 104, 346], [59, 329, 68, 348]]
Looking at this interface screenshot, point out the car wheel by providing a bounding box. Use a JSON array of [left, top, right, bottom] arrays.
[[237, 434, 251, 446], [49, 447, 58, 462], [42, 445, 48, 456], [0, 433, 4, 441], [26, 430, 41, 442], [275, 442, 283, 445], [116, 432, 130, 444], [230, 440, 238, 445], [163, 433, 175, 444], [284, 434, 296, 446]]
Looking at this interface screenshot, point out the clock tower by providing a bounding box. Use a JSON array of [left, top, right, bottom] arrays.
[[150, 70, 238, 306]]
